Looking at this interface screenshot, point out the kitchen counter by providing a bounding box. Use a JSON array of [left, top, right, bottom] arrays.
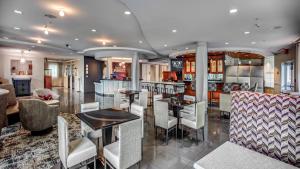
[[95, 79, 131, 96]]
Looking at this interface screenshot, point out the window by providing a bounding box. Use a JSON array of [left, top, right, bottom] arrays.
[[281, 61, 294, 91], [48, 63, 58, 78], [264, 56, 274, 88]]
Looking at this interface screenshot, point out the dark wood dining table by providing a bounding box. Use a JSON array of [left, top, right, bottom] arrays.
[[159, 97, 195, 137], [76, 108, 140, 146], [120, 90, 141, 109]]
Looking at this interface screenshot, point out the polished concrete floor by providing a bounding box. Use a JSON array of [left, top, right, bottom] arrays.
[[53, 87, 230, 169]]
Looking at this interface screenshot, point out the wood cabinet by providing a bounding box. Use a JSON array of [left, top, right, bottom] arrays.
[[208, 55, 224, 74]]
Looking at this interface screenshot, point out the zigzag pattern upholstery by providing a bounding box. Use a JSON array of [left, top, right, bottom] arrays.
[[229, 91, 300, 167]]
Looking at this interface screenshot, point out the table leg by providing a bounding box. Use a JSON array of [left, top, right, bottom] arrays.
[[102, 127, 113, 146]]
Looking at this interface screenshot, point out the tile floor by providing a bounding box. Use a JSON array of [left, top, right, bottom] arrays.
[[51, 87, 230, 169]]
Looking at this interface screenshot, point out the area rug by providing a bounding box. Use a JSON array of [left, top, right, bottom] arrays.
[[0, 113, 81, 169]]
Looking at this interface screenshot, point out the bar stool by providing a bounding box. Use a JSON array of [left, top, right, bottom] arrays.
[[165, 84, 175, 97], [208, 83, 217, 107]]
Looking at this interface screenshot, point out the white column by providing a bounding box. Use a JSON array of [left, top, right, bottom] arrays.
[[106, 57, 112, 79], [195, 42, 208, 104], [296, 43, 300, 91], [132, 52, 139, 90], [168, 59, 172, 71]]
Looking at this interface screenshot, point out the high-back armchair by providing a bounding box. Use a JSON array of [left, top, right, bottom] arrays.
[[19, 99, 59, 132], [0, 89, 9, 135]]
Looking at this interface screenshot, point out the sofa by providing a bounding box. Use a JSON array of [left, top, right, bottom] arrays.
[[19, 99, 59, 132], [0, 89, 9, 136], [230, 91, 300, 167], [0, 84, 19, 115]]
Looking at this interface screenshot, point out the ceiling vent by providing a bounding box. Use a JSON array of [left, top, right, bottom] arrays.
[[44, 14, 57, 19]]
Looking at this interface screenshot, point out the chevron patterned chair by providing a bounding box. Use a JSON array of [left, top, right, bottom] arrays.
[[229, 91, 300, 167]]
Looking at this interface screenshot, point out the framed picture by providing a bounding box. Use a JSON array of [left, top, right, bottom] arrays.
[[186, 61, 190, 72], [191, 61, 195, 72]]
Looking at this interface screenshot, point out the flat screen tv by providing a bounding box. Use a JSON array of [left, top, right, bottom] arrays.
[[171, 59, 183, 72]]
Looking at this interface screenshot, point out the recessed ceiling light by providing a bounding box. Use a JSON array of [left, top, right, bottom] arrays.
[[139, 40, 143, 44], [225, 42, 229, 45], [3, 37, 8, 39], [229, 8, 238, 14], [164, 44, 168, 47], [185, 47, 189, 50], [14, 27, 20, 30], [14, 9, 22, 15], [37, 39, 42, 44], [244, 31, 250, 35], [124, 11, 131, 15], [251, 41, 256, 45], [91, 29, 96, 32], [59, 9, 65, 17], [44, 29, 49, 35], [75, 38, 79, 41], [32, 45, 35, 48], [172, 29, 177, 33]]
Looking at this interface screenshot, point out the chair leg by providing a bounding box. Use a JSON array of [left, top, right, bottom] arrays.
[[166, 129, 168, 145], [175, 125, 177, 140], [181, 124, 184, 141], [196, 129, 199, 145], [202, 127, 205, 141], [94, 156, 96, 169]]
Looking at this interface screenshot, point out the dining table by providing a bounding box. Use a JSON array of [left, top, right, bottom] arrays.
[[76, 108, 140, 146], [159, 97, 195, 137], [119, 90, 140, 109]]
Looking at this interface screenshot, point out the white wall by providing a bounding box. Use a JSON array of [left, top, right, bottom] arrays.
[[0, 55, 44, 91]]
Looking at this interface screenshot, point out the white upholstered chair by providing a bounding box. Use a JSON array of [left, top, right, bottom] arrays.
[[181, 101, 205, 144], [114, 91, 130, 110], [154, 100, 177, 144], [58, 116, 97, 169], [180, 95, 196, 118], [135, 89, 148, 110], [80, 102, 102, 150], [104, 119, 142, 169], [130, 103, 144, 138]]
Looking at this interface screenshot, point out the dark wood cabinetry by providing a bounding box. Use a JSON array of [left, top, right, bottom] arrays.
[[12, 78, 31, 96]]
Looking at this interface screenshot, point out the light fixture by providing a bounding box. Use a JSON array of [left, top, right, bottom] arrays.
[[172, 29, 177, 33], [185, 47, 189, 50], [44, 25, 49, 35], [139, 40, 143, 44], [14, 27, 20, 30], [124, 11, 131, 15], [102, 41, 106, 45], [37, 39, 42, 44], [14, 9, 22, 15], [164, 44, 168, 47], [59, 9, 65, 17], [251, 41, 256, 44], [229, 8, 238, 14], [74, 38, 79, 41], [20, 51, 26, 63], [3, 37, 8, 39], [244, 31, 250, 35], [91, 29, 96, 32], [225, 42, 229, 45]]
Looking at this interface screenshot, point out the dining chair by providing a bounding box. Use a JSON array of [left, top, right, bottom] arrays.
[[80, 102, 102, 152], [180, 95, 196, 118], [58, 116, 97, 169], [114, 91, 130, 110], [104, 119, 142, 169], [135, 89, 148, 109], [181, 101, 205, 144], [154, 100, 177, 145]]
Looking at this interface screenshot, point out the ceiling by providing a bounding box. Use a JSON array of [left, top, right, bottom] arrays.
[[0, 0, 299, 58]]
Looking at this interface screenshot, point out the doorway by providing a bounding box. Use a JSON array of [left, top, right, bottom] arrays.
[[281, 61, 294, 92]]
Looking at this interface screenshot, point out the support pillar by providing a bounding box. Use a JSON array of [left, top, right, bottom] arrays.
[[296, 42, 300, 92], [195, 42, 208, 104], [106, 57, 112, 79], [132, 52, 139, 90]]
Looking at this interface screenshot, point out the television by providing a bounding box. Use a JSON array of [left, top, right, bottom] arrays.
[[171, 59, 183, 72]]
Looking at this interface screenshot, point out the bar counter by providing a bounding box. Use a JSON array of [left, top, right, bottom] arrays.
[[94, 79, 131, 96]]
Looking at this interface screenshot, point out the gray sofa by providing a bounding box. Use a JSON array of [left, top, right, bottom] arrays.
[[19, 99, 59, 132]]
